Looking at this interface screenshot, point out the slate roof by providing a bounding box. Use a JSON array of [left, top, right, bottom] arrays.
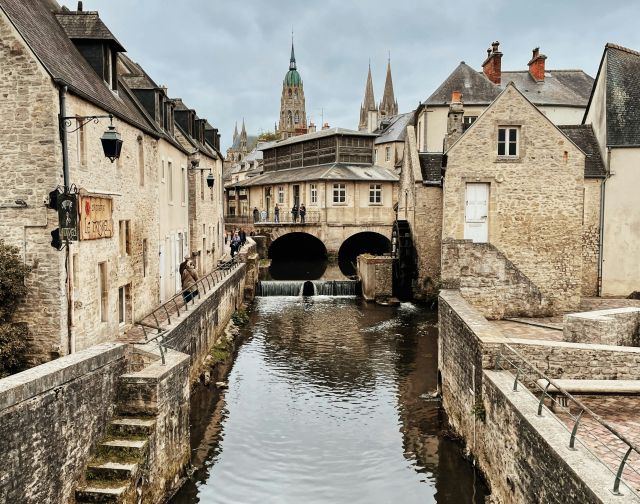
[[55, 10, 124, 50], [0, 0, 159, 136], [603, 44, 640, 146], [233, 163, 398, 187], [268, 128, 375, 148], [418, 153, 443, 185], [374, 112, 414, 145], [558, 125, 607, 178], [425, 62, 593, 108]]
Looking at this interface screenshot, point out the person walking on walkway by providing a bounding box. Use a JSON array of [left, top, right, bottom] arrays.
[[274, 204, 280, 223], [253, 207, 259, 223], [291, 203, 299, 223], [231, 232, 241, 257], [299, 203, 306, 224], [240, 228, 246, 245], [181, 259, 199, 304]]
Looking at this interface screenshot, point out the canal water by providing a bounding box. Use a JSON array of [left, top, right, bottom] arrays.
[[171, 295, 488, 503]]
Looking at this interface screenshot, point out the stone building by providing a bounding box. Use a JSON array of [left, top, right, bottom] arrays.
[[583, 43, 640, 296], [0, 0, 223, 363], [225, 119, 257, 165], [415, 42, 594, 152], [373, 111, 414, 171], [277, 41, 307, 139], [231, 128, 398, 233], [358, 59, 399, 133], [399, 84, 606, 315]]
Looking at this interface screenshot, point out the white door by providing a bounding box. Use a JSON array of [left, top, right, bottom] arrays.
[[174, 234, 181, 293], [464, 183, 489, 243], [159, 244, 165, 302]]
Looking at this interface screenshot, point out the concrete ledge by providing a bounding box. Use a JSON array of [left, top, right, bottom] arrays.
[[509, 337, 640, 354], [536, 379, 640, 395], [440, 289, 508, 343], [0, 343, 127, 410]]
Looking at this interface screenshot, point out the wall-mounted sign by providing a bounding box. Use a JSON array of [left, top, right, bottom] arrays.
[[57, 193, 78, 241], [79, 195, 114, 240]]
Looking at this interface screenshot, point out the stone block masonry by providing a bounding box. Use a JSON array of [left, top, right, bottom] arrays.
[[563, 307, 640, 347], [0, 343, 128, 504], [357, 255, 393, 301]]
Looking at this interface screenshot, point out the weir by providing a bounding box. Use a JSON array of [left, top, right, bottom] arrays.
[[258, 279, 359, 297]]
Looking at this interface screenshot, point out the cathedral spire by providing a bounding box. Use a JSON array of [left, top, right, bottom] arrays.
[[359, 62, 377, 131], [379, 56, 398, 118], [233, 121, 238, 142], [290, 35, 296, 70]]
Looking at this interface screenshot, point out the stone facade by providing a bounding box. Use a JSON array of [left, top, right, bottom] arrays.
[[563, 307, 640, 347], [357, 255, 393, 301], [582, 178, 601, 296], [442, 84, 584, 313]]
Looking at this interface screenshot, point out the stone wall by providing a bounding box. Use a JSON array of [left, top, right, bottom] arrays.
[[442, 84, 584, 314], [441, 239, 550, 319], [357, 255, 393, 301], [582, 179, 602, 296], [563, 307, 640, 347], [0, 343, 128, 504]]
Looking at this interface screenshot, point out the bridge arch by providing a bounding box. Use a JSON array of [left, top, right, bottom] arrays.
[[267, 232, 328, 280], [338, 231, 392, 276]]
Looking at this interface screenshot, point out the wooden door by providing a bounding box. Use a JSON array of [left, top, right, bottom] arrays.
[[464, 183, 489, 243]]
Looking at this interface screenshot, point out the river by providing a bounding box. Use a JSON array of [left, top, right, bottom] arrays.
[[171, 295, 488, 503]]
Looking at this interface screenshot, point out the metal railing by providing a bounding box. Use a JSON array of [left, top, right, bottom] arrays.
[[254, 210, 321, 226], [494, 343, 640, 498], [132, 256, 241, 350]]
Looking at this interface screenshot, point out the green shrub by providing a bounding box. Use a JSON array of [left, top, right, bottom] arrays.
[[231, 308, 249, 326]]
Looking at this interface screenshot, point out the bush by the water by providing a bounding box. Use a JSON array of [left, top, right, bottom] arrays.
[[0, 241, 31, 377], [231, 308, 249, 326]]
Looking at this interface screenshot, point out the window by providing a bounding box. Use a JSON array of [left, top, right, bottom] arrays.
[[294, 111, 300, 124], [138, 137, 144, 186], [369, 184, 382, 204], [118, 284, 131, 327], [385, 146, 391, 162], [161, 159, 165, 182], [278, 186, 285, 204], [119, 220, 131, 256], [76, 122, 87, 167], [498, 127, 519, 157], [463, 116, 477, 131], [333, 183, 346, 204], [98, 262, 108, 322], [168, 161, 173, 201], [310, 184, 317, 204], [181, 166, 186, 204], [142, 239, 148, 277]]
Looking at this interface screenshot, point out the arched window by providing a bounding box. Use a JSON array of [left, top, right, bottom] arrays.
[[294, 111, 300, 124], [287, 111, 292, 127], [294, 89, 298, 99], [288, 89, 292, 98]]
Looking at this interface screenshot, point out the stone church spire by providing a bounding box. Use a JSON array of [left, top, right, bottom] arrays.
[[277, 36, 307, 139], [240, 118, 247, 152], [233, 121, 238, 143], [379, 57, 398, 118], [359, 63, 376, 131]]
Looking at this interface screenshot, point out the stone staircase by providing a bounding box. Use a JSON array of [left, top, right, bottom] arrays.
[[74, 411, 157, 502]]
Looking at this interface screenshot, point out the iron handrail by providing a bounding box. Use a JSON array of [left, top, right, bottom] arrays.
[[495, 343, 640, 497]]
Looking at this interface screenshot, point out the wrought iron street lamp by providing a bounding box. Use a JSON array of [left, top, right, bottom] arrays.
[[207, 169, 215, 188], [61, 113, 123, 163]]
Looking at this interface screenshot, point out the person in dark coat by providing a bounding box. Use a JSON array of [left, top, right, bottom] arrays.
[[253, 207, 259, 223], [274, 204, 280, 223], [240, 229, 246, 245], [291, 204, 299, 223], [299, 203, 306, 224], [181, 259, 199, 303]]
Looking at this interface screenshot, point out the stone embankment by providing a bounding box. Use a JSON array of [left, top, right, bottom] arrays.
[[0, 241, 258, 504], [439, 289, 640, 504]]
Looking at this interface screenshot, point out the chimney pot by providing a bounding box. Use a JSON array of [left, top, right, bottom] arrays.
[[528, 47, 547, 82], [482, 40, 502, 85]]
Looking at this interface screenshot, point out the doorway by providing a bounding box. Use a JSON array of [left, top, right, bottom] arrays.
[[464, 183, 489, 243]]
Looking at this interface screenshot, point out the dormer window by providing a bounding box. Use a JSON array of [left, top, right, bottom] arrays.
[[103, 46, 116, 91]]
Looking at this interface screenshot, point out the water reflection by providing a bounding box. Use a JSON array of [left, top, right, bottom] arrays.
[[171, 297, 488, 504]]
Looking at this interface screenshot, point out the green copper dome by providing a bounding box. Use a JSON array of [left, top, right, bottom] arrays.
[[284, 40, 302, 86], [284, 69, 302, 86]]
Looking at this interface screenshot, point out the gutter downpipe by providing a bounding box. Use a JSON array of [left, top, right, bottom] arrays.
[[597, 147, 611, 297], [59, 84, 74, 354]]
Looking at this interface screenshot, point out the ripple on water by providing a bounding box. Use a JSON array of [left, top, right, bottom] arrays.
[[172, 297, 488, 504]]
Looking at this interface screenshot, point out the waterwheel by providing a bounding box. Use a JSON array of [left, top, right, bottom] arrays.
[[392, 220, 416, 300]]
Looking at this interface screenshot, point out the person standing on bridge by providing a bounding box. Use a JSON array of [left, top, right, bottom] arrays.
[[291, 203, 299, 223], [181, 259, 199, 304], [299, 203, 306, 224], [274, 204, 280, 223], [253, 207, 259, 223]]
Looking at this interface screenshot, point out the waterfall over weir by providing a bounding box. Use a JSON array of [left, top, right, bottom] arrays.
[[258, 280, 359, 297]]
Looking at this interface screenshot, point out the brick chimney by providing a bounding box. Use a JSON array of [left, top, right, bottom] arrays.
[[482, 41, 502, 85], [528, 47, 547, 82], [445, 91, 464, 151]]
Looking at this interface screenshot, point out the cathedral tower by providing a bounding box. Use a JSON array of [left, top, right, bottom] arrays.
[[278, 39, 307, 139], [359, 63, 377, 131]]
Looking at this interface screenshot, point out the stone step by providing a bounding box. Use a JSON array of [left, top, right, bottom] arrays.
[[75, 482, 129, 503], [86, 461, 139, 481], [108, 417, 156, 437], [97, 439, 148, 460]]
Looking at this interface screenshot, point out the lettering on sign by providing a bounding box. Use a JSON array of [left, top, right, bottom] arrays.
[[58, 193, 79, 241], [79, 196, 114, 240]]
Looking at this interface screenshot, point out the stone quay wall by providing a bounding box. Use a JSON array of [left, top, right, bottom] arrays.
[[357, 255, 393, 301], [438, 290, 640, 503], [563, 307, 640, 347], [0, 343, 128, 504]]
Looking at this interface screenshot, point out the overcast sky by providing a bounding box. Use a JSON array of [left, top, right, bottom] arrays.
[[62, 0, 640, 151]]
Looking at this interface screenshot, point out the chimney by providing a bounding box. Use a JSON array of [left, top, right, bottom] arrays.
[[445, 91, 464, 151], [528, 47, 547, 82], [482, 41, 502, 85], [322, 122, 330, 130], [308, 122, 317, 133], [77, 1, 83, 11]]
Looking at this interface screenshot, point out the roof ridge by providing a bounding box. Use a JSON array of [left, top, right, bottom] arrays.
[[606, 43, 640, 57]]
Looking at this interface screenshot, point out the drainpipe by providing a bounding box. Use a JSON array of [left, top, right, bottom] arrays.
[[58, 85, 73, 354], [597, 147, 612, 297]]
